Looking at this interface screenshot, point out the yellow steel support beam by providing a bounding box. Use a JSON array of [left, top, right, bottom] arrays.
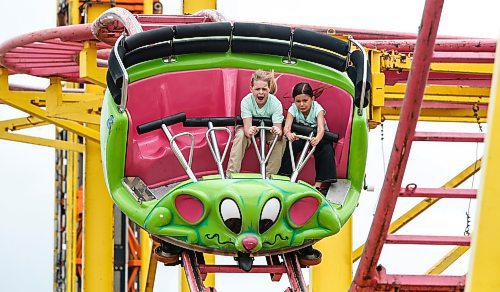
[[381, 51, 494, 74], [370, 50, 493, 126], [382, 108, 488, 123], [65, 131, 79, 292], [311, 219, 352, 291], [46, 78, 102, 124], [386, 84, 490, 102], [0, 131, 85, 152], [466, 43, 500, 292], [368, 50, 386, 128], [83, 123, 114, 291], [0, 116, 47, 131], [430, 63, 493, 75], [140, 230, 153, 292], [68, 0, 80, 25], [426, 246, 469, 275], [79, 41, 107, 87], [204, 254, 215, 287], [0, 69, 100, 141], [82, 80, 112, 291], [143, 0, 153, 14], [0, 98, 100, 141], [183, 0, 216, 14], [144, 241, 159, 292], [353, 158, 482, 261]]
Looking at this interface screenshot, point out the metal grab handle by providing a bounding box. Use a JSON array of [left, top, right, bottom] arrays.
[[250, 124, 280, 179], [169, 132, 195, 168], [289, 132, 316, 183], [161, 124, 197, 182], [205, 122, 232, 179]]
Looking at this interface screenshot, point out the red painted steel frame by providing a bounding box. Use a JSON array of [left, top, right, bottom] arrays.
[[351, 0, 445, 290], [376, 266, 466, 291]]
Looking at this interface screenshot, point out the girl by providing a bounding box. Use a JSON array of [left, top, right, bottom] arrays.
[[278, 82, 337, 194], [226, 69, 285, 178]]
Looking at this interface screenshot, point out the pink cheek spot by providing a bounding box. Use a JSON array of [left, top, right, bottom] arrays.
[[289, 196, 319, 226], [175, 194, 204, 224]]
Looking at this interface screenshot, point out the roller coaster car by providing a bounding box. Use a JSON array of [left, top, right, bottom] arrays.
[[102, 22, 369, 273]]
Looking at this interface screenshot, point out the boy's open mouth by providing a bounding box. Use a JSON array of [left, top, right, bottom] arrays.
[[257, 96, 265, 101]]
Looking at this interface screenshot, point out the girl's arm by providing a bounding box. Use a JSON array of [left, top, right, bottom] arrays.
[[283, 112, 297, 141], [311, 110, 325, 146], [243, 117, 257, 138]]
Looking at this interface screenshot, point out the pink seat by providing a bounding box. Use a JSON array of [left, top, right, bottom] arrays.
[[125, 68, 353, 188]]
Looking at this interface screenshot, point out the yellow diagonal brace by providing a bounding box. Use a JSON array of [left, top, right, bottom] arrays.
[[466, 42, 500, 292], [353, 158, 482, 261], [0, 131, 85, 152], [426, 246, 469, 275], [0, 116, 47, 131], [0, 98, 99, 142]]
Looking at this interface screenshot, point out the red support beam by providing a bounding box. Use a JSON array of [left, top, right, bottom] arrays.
[[351, 1, 445, 290], [360, 39, 496, 53], [385, 235, 471, 246], [199, 264, 287, 274], [413, 132, 485, 142], [376, 269, 466, 291], [399, 187, 477, 199]]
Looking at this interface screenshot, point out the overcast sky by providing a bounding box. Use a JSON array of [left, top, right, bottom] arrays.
[[0, 0, 497, 291]]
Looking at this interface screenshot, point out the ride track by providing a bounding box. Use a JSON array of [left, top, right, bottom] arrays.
[[0, 1, 498, 291]]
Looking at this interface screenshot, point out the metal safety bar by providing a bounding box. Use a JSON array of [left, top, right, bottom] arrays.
[[205, 121, 232, 179], [160, 124, 197, 182], [250, 121, 279, 179], [289, 132, 316, 183]]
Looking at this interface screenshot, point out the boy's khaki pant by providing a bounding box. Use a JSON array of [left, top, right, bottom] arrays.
[[227, 126, 285, 178]]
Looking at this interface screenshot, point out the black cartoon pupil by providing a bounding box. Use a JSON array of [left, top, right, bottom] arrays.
[[224, 217, 242, 234], [259, 218, 274, 234]]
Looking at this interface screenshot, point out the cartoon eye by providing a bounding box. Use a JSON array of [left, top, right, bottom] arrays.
[[220, 198, 242, 234], [289, 196, 319, 226], [259, 197, 281, 234], [175, 194, 204, 224]]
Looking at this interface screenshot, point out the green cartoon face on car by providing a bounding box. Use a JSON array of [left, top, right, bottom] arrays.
[[144, 176, 341, 255]]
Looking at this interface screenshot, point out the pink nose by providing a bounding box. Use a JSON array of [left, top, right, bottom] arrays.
[[242, 236, 258, 251]]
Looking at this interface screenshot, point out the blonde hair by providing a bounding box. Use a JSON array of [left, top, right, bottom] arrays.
[[251, 69, 278, 94]]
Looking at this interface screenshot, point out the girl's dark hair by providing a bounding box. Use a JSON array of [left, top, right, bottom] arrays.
[[292, 82, 314, 98]]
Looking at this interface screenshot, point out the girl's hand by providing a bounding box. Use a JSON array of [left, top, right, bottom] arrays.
[[270, 126, 282, 136], [246, 126, 258, 137], [286, 132, 297, 141], [310, 136, 322, 146]]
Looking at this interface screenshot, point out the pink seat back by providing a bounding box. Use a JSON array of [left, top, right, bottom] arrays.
[[125, 68, 353, 187]]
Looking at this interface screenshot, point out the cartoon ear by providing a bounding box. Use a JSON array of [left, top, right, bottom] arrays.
[[175, 194, 204, 224], [288, 196, 319, 226]]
